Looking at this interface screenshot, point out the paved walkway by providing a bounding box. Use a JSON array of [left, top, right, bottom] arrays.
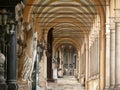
[[47, 76, 85, 90]]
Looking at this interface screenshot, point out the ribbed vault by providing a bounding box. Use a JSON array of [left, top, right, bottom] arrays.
[[24, 0, 106, 49]]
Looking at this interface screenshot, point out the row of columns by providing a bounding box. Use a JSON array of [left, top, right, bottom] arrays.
[[105, 0, 120, 89], [88, 14, 100, 77], [87, 13, 100, 87], [105, 18, 120, 90]]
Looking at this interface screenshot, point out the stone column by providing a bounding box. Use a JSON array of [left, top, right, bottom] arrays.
[[61, 46, 64, 77], [85, 36, 89, 90], [115, 22, 120, 89], [105, 1, 111, 89], [68, 47, 70, 71], [7, 28, 18, 90], [58, 48, 63, 77], [109, 0, 115, 89], [78, 51, 80, 80], [114, 8, 120, 89], [44, 33, 47, 79], [110, 18, 115, 89], [100, 18, 106, 90], [105, 28, 110, 90], [69, 46, 72, 75], [76, 56, 79, 77], [59, 48, 62, 69]]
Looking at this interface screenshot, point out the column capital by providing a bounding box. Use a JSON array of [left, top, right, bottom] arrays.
[[114, 9, 120, 22], [110, 29, 115, 33], [109, 17, 115, 29]]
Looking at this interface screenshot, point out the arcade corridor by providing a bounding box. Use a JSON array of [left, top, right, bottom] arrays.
[[47, 76, 84, 90], [0, 0, 120, 90]]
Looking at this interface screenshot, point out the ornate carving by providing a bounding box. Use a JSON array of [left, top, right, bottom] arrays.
[[21, 55, 32, 81], [15, 1, 26, 58], [18, 32, 38, 83], [0, 52, 5, 83]]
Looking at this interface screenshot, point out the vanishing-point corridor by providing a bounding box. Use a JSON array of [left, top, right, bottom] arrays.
[[0, 0, 120, 90]]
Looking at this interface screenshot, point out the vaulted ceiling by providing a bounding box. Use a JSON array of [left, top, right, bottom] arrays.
[[24, 0, 106, 50]]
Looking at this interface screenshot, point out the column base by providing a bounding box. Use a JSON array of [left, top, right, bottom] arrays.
[[7, 82, 18, 90], [0, 83, 7, 90]]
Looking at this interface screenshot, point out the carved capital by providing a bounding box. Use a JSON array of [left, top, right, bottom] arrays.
[[109, 17, 115, 29], [114, 9, 120, 23]]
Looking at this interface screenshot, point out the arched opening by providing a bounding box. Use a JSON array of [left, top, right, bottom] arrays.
[[1, 0, 114, 90], [47, 27, 54, 81]]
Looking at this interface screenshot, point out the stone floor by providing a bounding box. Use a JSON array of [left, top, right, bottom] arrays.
[[47, 76, 85, 90]]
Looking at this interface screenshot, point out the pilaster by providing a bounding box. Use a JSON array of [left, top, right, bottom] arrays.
[[105, 24, 110, 90], [115, 22, 120, 87], [85, 35, 89, 90], [105, 1, 111, 89], [7, 26, 18, 90], [114, 9, 120, 89]]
